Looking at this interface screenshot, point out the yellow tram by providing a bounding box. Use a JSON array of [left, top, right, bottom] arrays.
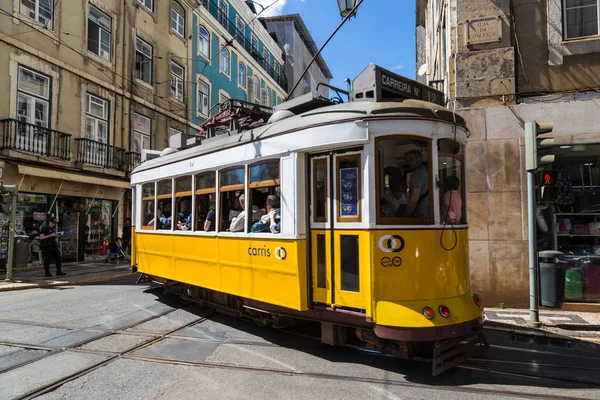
[[129, 64, 484, 375]]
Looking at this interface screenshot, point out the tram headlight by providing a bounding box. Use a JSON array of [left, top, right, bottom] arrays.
[[473, 293, 483, 307], [422, 307, 435, 320], [438, 306, 450, 318]]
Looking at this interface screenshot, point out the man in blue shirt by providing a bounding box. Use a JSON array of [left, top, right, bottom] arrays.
[[404, 150, 429, 218]]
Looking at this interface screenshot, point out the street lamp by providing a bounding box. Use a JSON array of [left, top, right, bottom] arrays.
[[337, 0, 358, 18]]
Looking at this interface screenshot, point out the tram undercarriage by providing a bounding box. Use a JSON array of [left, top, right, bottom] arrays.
[[141, 274, 486, 376]]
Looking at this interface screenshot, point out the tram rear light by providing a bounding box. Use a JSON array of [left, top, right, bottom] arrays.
[[473, 293, 483, 307], [438, 306, 450, 318], [422, 307, 435, 320]]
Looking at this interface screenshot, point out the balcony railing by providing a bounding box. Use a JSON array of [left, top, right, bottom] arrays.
[[75, 138, 126, 171], [125, 151, 142, 174], [201, 0, 287, 91], [0, 119, 71, 160]]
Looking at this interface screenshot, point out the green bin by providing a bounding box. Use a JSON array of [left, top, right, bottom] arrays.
[[565, 269, 584, 300]]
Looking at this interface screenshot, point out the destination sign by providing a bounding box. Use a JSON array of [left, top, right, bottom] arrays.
[[375, 67, 445, 105]]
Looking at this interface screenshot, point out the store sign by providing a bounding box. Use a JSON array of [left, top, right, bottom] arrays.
[[466, 16, 502, 45]]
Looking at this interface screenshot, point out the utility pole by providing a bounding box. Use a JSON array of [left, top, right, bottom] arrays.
[[524, 121, 555, 327], [1, 184, 18, 283]]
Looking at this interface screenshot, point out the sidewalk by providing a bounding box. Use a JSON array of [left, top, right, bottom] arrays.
[[484, 308, 600, 344], [0, 260, 134, 292]]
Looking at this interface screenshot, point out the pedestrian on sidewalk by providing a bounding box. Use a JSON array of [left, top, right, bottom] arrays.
[[122, 218, 132, 254], [40, 217, 66, 277]]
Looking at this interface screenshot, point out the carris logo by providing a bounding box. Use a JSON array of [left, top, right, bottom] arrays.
[[274, 247, 287, 261], [378, 235, 405, 253]]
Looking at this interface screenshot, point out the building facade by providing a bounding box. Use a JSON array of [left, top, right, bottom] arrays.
[[191, 0, 287, 129], [0, 0, 201, 265], [417, 0, 600, 307], [265, 14, 333, 100]]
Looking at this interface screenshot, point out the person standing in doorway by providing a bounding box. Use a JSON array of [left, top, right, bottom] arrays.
[[122, 218, 132, 254], [404, 150, 429, 218], [40, 217, 65, 277]]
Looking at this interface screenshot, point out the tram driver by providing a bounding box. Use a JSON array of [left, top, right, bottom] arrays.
[[403, 149, 429, 218]]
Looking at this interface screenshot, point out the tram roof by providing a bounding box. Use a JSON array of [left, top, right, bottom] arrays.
[[131, 99, 467, 175]]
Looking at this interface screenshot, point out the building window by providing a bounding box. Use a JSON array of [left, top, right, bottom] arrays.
[[133, 113, 151, 154], [218, 0, 228, 28], [19, 0, 53, 28], [137, 0, 153, 13], [563, 0, 599, 39], [238, 62, 246, 88], [88, 5, 112, 61], [198, 25, 210, 58], [170, 61, 184, 102], [197, 80, 209, 115], [276, 96, 282, 105], [16, 66, 50, 129], [219, 91, 230, 104], [251, 34, 258, 53], [171, 2, 185, 37], [253, 76, 260, 102], [235, 16, 245, 44], [135, 37, 153, 84], [264, 87, 272, 107], [199, 0, 208, 8], [219, 47, 230, 75], [263, 49, 270, 67], [85, 93, 109, 144], [274, 62, 280, 80]]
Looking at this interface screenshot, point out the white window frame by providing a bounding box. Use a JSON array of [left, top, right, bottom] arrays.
[[236, 16, 245, 43], [237, 62, 246, 89], [135, 37, 153, 85], [138, 0, 153, 13], [88, 5, 112, 61], [133, 113, 151, 154], [264, 86, 272, 107], [276, 96, 282, 105], [219, 46, 230, 76], [562, 0, 599, 40], [197, 79, 210, 116], [171, 2, 185, 38], [198, 25, 210, 58], [218, 0, 228, 27], [263, 49, 270, 67], [85, 93, 109, 144], [251, 34, 258, 53], [219, 89, 230, 105], [19, 0, 53, 28], [16, 65, 51, 129], [253, 75, 260, 102], [170, 60, 185, 102]]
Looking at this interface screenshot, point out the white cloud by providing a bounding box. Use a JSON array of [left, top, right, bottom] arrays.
[[390, 64, 404, 72], [250, 0, 288, 17]]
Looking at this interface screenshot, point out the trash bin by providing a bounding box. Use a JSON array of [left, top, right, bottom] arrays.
[[538, 250, 566, 308]]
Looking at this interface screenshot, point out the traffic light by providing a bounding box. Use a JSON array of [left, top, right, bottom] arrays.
[[537, 170, 558, 202], [525, 121, 555, 171]]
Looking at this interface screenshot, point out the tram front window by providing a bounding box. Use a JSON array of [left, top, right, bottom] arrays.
[[249, 161, 281, 233], [220, 167, 245, 232], [142, 183, 155, 230], [156, 180, 173, 230], [376, 137, 432, 224]]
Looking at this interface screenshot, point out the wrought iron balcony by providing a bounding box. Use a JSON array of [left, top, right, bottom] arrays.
[[125, 151, 142, 174], [0, 119, 71, 160], [75, 138, 126, 171], [200, 0, 287, 91]]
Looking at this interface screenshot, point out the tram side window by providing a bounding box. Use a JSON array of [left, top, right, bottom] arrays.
[[220, 167, 245, 232], [312, 158, 327, 222], [142, 183, 156, 230], [376, 137, 432, 223], [248, 160, 281, 233], [195, 172, 216, 232], [155, 180, 173, 230], [438, 139, 466, 225], [174, 177, 193, 230]]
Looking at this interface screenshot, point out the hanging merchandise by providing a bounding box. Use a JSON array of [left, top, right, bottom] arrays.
[[575, 164, 600, 212], [556, 167, 574, 206]]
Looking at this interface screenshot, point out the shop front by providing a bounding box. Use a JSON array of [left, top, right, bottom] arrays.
[[0, 162, 130, 267], [537, 144, 600, 305]]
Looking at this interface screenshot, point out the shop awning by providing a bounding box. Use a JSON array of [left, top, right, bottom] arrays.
[[18, 165, 132, 190]]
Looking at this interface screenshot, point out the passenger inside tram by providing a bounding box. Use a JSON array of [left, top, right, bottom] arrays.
[[251, 194, 281, 233], [230, 193, 264, 232]]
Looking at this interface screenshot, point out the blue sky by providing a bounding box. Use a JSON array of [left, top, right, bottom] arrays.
[[255, 0, 417, 93]]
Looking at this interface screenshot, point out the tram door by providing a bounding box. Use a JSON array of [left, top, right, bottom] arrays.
[[309, 150, 365, 311]]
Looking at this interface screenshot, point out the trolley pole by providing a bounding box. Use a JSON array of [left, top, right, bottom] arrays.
[[1, 184, 18, 283]]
